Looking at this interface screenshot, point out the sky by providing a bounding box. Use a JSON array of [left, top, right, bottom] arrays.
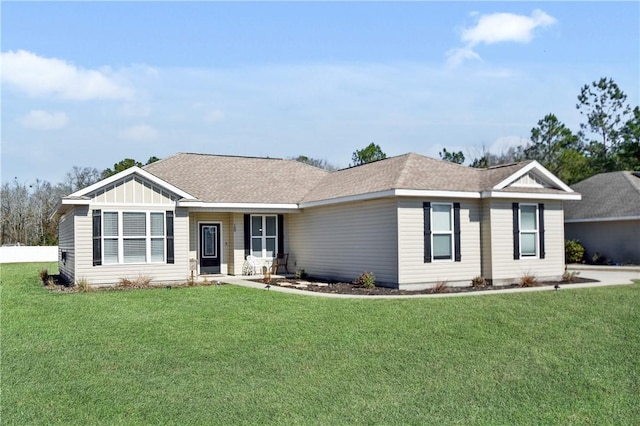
[[2, 1, 639, 185]]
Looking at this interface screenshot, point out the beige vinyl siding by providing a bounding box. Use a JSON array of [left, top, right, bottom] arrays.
[[488, 200, 565, 283], [288, 198, 398, 285], [397, 198, 482, 286], [73, 206, 189, 285], [58, 209, 77, 284], [188, 212, 234, 275], [565, 219, 640, 264]]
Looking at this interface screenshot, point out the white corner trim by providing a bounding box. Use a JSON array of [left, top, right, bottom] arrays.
[[482, 191, 582, 200], [493, 161, 575, 193], [565, 216, 640, 223], [69, 166, 197, 200]]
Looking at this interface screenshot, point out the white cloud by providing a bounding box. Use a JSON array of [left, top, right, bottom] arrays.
[[1, 50, 133, 100], [445, 47, 482, 69], [447, 10, 556, 67], [119, 124, 158, 141], [462, 9, 556, 46], [19, 110, 68, 130]]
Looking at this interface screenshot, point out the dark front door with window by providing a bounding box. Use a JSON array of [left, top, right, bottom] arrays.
[[199, 223, 221, 274]]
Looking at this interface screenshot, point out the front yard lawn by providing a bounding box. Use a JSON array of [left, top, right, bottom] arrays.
[[2, 262, 639, 425]]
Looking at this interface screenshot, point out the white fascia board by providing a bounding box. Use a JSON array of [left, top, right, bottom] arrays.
[[300, 189, 481, 208], [299, 190, 396, 208], [393, 189, 481, 199], [69, 166, 197, 200], [178, 201, 300, 211], [565, 216, 640, 223], [493, 161, 575, 193], [482, 191, 582, 201], [61, 198, 92, 206]]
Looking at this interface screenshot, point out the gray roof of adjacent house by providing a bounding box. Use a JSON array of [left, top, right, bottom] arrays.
[[564, 171, 640, 221], [142, 152, 569, 205]]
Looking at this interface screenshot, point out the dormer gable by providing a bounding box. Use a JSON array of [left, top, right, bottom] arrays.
[[492, 161, 573, 192]]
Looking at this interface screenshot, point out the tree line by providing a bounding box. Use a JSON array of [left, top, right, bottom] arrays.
[[439, 77, 639, 184], [3, 77, 637, 246]]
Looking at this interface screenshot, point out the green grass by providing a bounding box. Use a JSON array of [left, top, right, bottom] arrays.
[[2, 262, 639, 425]]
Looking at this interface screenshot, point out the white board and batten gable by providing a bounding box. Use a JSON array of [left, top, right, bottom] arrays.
[[53, 167, 196, 217]]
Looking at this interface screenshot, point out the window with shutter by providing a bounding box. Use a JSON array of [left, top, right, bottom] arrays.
[[513, 203, 545, 259], [424, 202, 461, 263]]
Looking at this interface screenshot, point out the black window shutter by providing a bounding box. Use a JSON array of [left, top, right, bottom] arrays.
[[453, 202, 461, 262], [423, 202, 432, 263], [166, 211, 174, 264], [244, 214, 251, 257], [277, 214, 284, 254], [512, 203, 520, 260], [92, 209, 102, 266], [538, 203, 545, 259]]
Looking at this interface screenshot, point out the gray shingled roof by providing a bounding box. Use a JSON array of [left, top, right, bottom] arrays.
[[301, 154, 535, 203], [144, 153, 329, 204], [564, 171, 640, 220], [143, 152, 562, 205]]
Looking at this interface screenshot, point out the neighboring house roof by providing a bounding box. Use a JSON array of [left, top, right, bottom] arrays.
[[565, 171, 640, 222], [144, 153, 330, 204]]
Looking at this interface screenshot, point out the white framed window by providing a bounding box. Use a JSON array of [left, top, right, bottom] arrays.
[[519, 204, 538, 257], [432, 203, 453, 261], [251, 215, 277, 258], [101, 211, 166, 264]]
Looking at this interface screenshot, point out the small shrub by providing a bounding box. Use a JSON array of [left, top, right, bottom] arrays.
[[117, 275, 153, 289], [39, 268, 49, 285], [519, 273, 539, 287], [263, 270, 272, 284], [471, 275, 487, 288], [76, 278, 91, 292], [562, 269, 580, 283], [431, 281, 449, 293], [565, 240, 585, 264], [354, 272, 376, 289], [295, 269, 307, 279]]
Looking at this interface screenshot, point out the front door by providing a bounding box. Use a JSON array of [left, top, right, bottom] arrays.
[[199, 223, 221, 274]]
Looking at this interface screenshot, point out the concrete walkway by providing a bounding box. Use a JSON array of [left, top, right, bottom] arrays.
[[221, 265, 639, 299]]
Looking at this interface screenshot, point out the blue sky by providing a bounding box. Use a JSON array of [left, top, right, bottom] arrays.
[[2, 1, 639, 185]]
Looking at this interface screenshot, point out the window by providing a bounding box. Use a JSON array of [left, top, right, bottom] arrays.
[[93, 210, 173, 265], [432, 204, 453, 260], [519, 205, 538, 257], [423, 202, 461, 263], [512, 203, 545, 259], [251, 215, 277, 258]]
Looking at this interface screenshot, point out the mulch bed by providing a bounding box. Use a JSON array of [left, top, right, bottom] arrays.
[[252, 276, 599, 296]]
